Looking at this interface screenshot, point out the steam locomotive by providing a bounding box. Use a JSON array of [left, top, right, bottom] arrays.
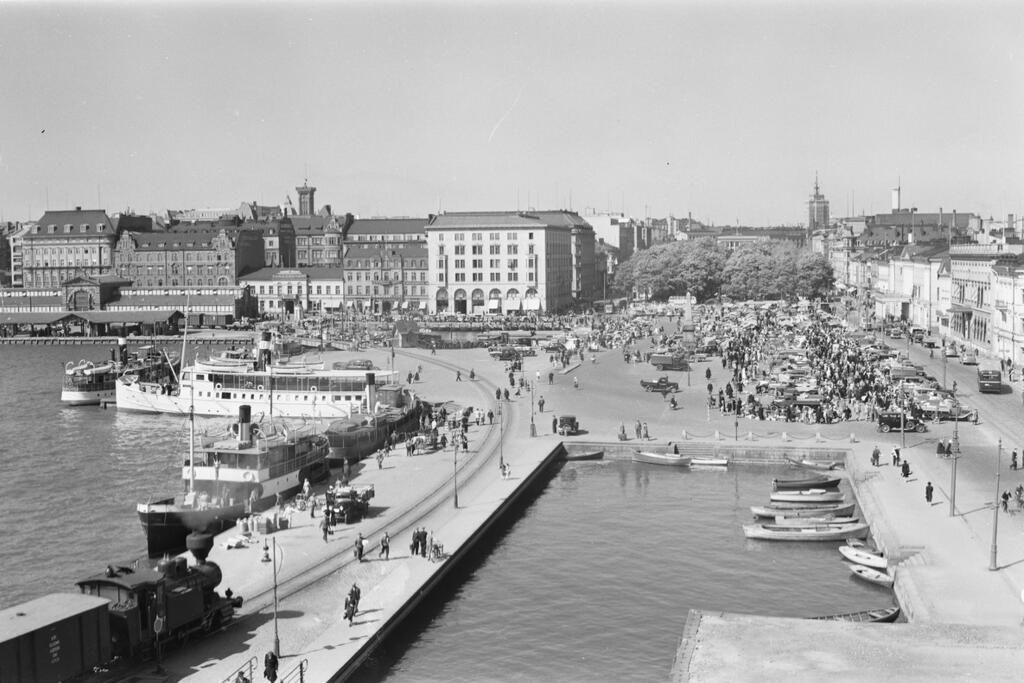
[[0, 532, 242, 683]]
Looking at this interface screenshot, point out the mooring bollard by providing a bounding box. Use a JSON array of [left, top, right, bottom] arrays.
[[681, 430, 688, 440], [815, 432, 824, 443], [747, 431, 754, 441], [850, 433, 857, 443], [782, 431, 789, 442]]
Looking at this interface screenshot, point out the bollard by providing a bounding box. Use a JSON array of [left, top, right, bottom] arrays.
[[849, 433, 857, 443], [815, 432, 824, 443], [782, 431, 789, 442], [747, 431, 754, 441], [681, 430, 688, 440]]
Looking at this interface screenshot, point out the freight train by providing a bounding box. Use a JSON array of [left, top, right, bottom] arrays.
[[0, 532, 242, 683]]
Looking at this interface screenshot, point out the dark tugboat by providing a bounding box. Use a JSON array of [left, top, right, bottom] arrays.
[[137, 404, 330, 556]]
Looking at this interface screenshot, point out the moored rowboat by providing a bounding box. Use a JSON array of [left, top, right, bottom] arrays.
[[839, 544, 887, 569], [847, 563, 894, 587], [691, 457, 728, 467], [743, 522, 869, 541], [772, 515, 858, 527], [632, 451, 692, 467], [750, 502, 855, 518], [811, 606, 900, 623], [565, 449, 604, 461], [772, 475, 841, 491], [770, 489, 845, 504]]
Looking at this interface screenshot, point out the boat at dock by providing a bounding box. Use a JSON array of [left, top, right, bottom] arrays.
[[116, 332, 406, 419], [136, 405, 331, 557], [690, 457, 728, 467], [750, 502, 855, 518], [772, 475, 841, 491], [742, 522, 869, 541], [61, 343, 179, 406], [632, 450, 693, 467], [565, 449, 605, 461], [811, 606, 900, 623], [839, 544, 888, 569], [769, 489, 845, 504], [786, 456, 844, 471], [324, 405, 422, 466], [847, 563, 894, 587], [771, 515, 859, 527]]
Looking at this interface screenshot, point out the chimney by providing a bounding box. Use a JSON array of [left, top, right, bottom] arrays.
[[365, 372, 376, 413], [237, 405, 252, 444], [258, 331, 272, 370]]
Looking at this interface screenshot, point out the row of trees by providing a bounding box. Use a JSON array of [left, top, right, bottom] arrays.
[[613, 238, 834, 303]]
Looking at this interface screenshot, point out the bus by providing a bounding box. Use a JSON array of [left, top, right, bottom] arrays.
[[977, 366, 1002, 393]]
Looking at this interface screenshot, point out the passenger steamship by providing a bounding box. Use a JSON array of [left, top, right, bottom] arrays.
[[115, 332, 405, 419]]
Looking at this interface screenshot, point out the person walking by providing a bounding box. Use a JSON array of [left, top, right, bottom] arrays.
[[925, 481, 933, 503], [548, 371, 554, 384], [871, 445, 880, 467], [320, 514, 330, 543], [538, 396, 545, 412], [552, 415, 558, 434], [573, 376, 579, 390], [456, 370, 462, 381], [936, 440, 946, 457], [642, 422, 649, 440], [900, 460, 911, 479], [355, 533, 365, 561], [1012, 449, 1019, 471], [487, 409, 494, 424], [379, 531, 390, 560]]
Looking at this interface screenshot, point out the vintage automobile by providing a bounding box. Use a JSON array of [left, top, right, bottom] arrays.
[[557, 414, 579, 436], [877, 411, 927, 433], [488, 345, 522, 361], [649, 352, 690, 372], [640, 376, 679, 394], [960, 351, 978, 365]]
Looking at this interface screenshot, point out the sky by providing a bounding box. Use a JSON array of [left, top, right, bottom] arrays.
[[1, 1, 1022, 226]]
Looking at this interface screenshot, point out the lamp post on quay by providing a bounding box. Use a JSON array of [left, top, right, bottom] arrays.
[[498, 402, 504, 469], [452, 429, 459, 509], [949, 394, 961, 517], [529, 381, 537, 437], [989, 439, 1002, 571]]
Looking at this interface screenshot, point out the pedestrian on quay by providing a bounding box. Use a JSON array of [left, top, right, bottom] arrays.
[[496, 388, 502, 401], [945, 440, 953, 457], [355, 533, 365, 561], [925, 481, 933, 503], [892, 447, 901, 467], [538, 396, 545, 412], [456, 370, 462, 382], [901, 460, 911, 479], [1001, 490, 1011, 513], [635, 419, 642, 439], [573, 376, 579, 390], [548, 371, 554, 384], [1011, 449, 1018, 471], [320, 514, 330, 543], [552, 416, 558, 434], [871, 445, 880, 467], [410, 528, 420, 556], [487, 409, 494, 424], [642, 422, 649, 440], [380, 531, 390, 560]]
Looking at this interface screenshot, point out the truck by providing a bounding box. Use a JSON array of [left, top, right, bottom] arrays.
[[640, 376, 679, 394], [649, 352, 690, 371]]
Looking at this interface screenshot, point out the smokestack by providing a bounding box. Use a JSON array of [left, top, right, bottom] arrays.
[[365, 372, 376, 413], [237, 405, 251, 444], [1008, 213, 1015, 239], [891, 186, 901, 213], [258, 331, 272, 370]]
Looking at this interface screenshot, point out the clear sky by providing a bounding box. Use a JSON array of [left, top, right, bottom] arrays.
[[1, 1, 1022, 225]]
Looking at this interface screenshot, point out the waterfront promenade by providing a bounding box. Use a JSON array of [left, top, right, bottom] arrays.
[[101, 334, 1024, 680]]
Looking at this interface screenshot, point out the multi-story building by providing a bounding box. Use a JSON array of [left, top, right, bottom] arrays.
[[582, 212, 638, 260], [425, 210, 595, 315], [342, 243, 428, 315], [114, 226, 265, 287], [947, 244, 1023, 353], [6, 223, 31, 288], [807, 176, 829, 236], [21, 209, 118, 288], [992, 257, 1024, 365]]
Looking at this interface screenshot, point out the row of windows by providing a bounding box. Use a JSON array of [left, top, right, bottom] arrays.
[[256, 284, 428, 296], [342, 258, 429, 269], [443, 244, 528, 256], [448, 272, 530, 283], [438, 232, 532, 241]]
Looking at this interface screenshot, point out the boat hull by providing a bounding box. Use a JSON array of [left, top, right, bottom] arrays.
[[848, 563, 894, 586], [771, 516, 858, 527], [839, 544, 888, 569], [772, 476, 841, 491], [743, 522, 869, 541], [632, 451, 693, 467], [691, 457, 728, 467], [750, 502, 855, 518], [565, 449, 605, 461], [59, 388, 115, 406], [811, 606, 900, 623], [769, 490, 845, 504]]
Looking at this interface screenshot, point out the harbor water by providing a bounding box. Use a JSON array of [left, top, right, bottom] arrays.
[[1, 345, 889, 682]]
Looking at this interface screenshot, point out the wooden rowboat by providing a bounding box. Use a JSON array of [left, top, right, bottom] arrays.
[[772, 475, 841, 491], [839, 544, 887, 569], [811, 606, 900, 623], [848, 563, 894, 587], [786, 456, 844, 470], [769, 489, 845, 504], [751, 503, 855, 519], [772, 515, 858, 527], [632, 451, 692, 467], [691, 457, 728, 467], [564, 449, 604, 461], [743, 522, 869, 541]]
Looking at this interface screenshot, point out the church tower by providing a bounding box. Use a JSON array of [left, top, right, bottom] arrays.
[[296, 181, 317, 216], [807, 174, 829, 237]]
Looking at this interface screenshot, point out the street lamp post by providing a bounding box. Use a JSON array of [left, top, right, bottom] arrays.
[[498, 402, 504, 468], [900, 391, 906, 450], [989, 439, 1002, 570], [949, 394, 961, 517], [272, 537, 280, 657], [452, 430, 459, 509], [529, 381, 536, 437]]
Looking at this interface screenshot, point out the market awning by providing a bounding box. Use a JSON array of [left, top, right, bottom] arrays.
[[947, 303, 973, 313], [74, 310, 182, 325], [0, 311, 74, 325], [523, 298, 541, 311], [487, 299, 501, 310]]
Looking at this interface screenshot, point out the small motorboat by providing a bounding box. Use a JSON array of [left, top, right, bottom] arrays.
[[743, 522, 869, 541], [565, 449, 604, 461], [772, 515, 859, 527], [750, 503, 855, 518], [632, 451, 692, 467], [769, 489, 845, 504], [839, 544, 887, 569], [772, 475, 841, 491], [847, 563, 894, 587], [811, 606, 900, 623]]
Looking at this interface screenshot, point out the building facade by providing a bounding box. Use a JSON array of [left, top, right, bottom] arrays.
[[807, 176, 829, 236], [425, 210, 595, 315], [114, 227, 265, 288], [21, 209, 118, 288]]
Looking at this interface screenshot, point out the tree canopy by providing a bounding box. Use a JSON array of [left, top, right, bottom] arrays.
[[613, 239, 833, 303]]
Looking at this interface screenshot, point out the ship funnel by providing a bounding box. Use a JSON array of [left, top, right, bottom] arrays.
[[365, 373, 376, 413], [238, 405, 252, 443], [258, 331, 272, 370]]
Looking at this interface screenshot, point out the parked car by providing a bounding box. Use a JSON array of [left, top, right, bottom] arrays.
[[960, 352, 978, 365], [345, 358, 377, 370], [922, 336, 940, 348], [877, 411, 927, 433], [944, 346, 958, 357], [557, 415, 579, 436]]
